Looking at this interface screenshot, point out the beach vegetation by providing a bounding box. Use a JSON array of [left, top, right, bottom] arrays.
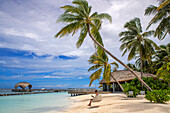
[[122, 82, 139, 98], [122, 77, 169, 97], [124, 43, 170, 75], [157, 62, 170, 83], [150, 43, 170, 74], [55, 0, 153, 91], [145, 90, 170, 103]]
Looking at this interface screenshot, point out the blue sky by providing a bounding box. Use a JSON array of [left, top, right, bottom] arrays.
[[0, 0, 169, 89]]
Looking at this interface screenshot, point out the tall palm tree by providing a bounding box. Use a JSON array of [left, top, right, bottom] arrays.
[[55, 0, 152, 91], [119, 17, 159, 88], [126, 63, 139, 71], [150, 43, 170, 74], [145, 0, 170, 40], [88, 53, 124, 91]]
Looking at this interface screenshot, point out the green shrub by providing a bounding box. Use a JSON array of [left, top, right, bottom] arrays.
[[122, 77, 169, 98], [145, 90, 170, 103], [122, 83, 139, 98]]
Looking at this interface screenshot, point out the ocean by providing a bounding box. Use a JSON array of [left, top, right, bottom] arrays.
[[0, 90, 71, 113]]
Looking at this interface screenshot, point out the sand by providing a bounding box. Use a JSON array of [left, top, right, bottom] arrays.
[[59, 93, 170, 113]]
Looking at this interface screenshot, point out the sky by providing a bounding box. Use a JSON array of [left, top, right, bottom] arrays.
[[0, 0, 169, 89]]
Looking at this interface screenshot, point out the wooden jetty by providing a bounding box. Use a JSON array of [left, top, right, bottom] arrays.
[[68, 89, 111, 96], [0, 89, 69, 96]]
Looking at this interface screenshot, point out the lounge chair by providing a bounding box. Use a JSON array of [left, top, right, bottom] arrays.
[[140, 91, 145, 95], [128, 91, 133, 97], [92, 95, 102, 102]]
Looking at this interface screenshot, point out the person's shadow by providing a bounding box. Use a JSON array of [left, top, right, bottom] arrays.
[[88, 106, 99, 109]]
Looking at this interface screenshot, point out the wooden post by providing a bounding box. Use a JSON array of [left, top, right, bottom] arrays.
[[113, 83, 115, 92]]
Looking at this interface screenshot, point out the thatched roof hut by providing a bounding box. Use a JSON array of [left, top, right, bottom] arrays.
[[15, 82, 32, 90], [99, 70, 155, 84]]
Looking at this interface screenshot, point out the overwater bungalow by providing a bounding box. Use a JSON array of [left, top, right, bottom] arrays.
[[99, 70, 155, 92], [12, 82, 32, 92]]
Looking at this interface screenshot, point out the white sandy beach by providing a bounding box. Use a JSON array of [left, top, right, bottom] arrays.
[[58, 93, 170, 113]]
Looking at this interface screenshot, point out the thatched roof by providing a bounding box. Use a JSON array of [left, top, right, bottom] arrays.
[[15, 82, 32, 90], [99, 70, 155, 84]]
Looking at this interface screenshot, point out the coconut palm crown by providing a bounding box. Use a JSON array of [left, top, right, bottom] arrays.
[[88, 52, 124, 91], [119, 17, 159, 80], [88, 53, 118, 86], [55, 0, 111, 58], [145, 0, 170, 40]]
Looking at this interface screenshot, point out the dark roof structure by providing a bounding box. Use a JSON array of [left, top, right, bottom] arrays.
[[15, 82, 32, 90], [99, 70, 155, 84]]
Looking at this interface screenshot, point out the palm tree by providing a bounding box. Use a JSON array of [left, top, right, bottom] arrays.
[[119, 17, 159, 88], [150, 43, 170, 74], [145, 0, 170, 40], [135, 58, 152, 73], [55, 0, 152, 91], [88, 53, 124, 91], [126, 63, 139, 71]]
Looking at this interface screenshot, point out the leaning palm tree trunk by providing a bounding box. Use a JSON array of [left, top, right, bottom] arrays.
[[87, 23, 152, 91], [110, 74, 124, 91]]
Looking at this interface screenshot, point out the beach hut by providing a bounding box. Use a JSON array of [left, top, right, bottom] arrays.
[[99, 70, 155, 92], [14, 82, 32, 92]]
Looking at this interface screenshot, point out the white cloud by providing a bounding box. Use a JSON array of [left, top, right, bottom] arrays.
[[77, 77, 83, 79], [0, 60, 7, 64], [44, 75, 65, 79], [3, 28, 44, 41]]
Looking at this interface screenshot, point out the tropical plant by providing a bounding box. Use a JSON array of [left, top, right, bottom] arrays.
[[150, 43, 170, 74], [126, 63, 139, 71], [88, 53, 124, 91], [122, 83, 140, 98], [122, 77, 169, 93], [135, 58, 153, 73], [145, 0, 170, 40], [145, 90, 170, 103], [157, 62, 170, 82], [55, 0, 152, 91], [119, 17, 159, 89]]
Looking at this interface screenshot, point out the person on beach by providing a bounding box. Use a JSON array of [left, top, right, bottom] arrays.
[[87, 90, 99, 106]]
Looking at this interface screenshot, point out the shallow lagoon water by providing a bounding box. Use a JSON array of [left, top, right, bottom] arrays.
[[0, 92, 71, 113]]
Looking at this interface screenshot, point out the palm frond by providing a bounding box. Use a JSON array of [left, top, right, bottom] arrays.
[[60, 5, 85, 17], [94, 13, 112, 23], [154, 17, 169, 40], [76, 25, 88, 48], [55, 21, 82, 38], [145, 5, 157, 15], [89, 68, 102, 86], [141, 30, 155, 38], [103, 64, 111, 84], [110, 62, 119, 68], [134, 17, 142, 32], [57, 13, 83, 23], [157, 0, 170, 10], [90, 12, 98, 18], [88, 64, 102, 71], [72, 0, 89, 17]]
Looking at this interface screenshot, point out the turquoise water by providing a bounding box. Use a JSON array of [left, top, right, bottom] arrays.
[[0, 92, 71, 113]]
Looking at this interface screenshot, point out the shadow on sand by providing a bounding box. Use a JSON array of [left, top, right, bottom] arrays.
[[88, 106, 100, 109]]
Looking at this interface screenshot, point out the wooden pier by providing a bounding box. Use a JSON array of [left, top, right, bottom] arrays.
[[0, 89, 68, 96], [68, 89, 111, 96]]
